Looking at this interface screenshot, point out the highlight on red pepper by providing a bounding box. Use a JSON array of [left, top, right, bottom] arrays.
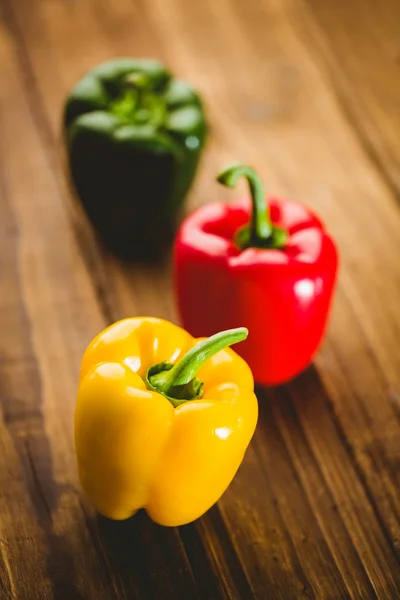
[[174, 164, 338, 386]]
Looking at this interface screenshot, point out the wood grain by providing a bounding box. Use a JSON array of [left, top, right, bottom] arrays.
[[296, 0, 400, 192], [0, 0, 399, 598]]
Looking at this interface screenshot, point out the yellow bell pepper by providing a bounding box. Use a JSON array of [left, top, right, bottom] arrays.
[[75, 317, 258, 526]]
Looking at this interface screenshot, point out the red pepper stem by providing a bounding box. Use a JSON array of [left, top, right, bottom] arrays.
[[217, 164, 272, 242], [217, 164, 288, 250], [148, 327, 248, 402]]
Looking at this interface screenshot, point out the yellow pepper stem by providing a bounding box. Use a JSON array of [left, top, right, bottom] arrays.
[[145, 327, 248, 406]]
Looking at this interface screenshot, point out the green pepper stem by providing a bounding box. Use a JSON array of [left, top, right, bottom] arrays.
[[217, 164, 288, 250], [110, 73, 166, 127], [125, 72, 150, 90], [148, 327, 248, 401]]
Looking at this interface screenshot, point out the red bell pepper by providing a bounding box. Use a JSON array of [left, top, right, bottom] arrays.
[[174, 164, 338, 385]]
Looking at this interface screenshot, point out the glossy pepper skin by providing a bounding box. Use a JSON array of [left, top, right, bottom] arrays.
[[64, 59, 206, 260], [174, 165, 338, 386], [75, 317, 257, 526]]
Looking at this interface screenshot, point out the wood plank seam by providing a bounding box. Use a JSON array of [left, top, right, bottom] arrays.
[[268, 387, 380, 599], [296, 367, 400, 569], [252, 432, 351, 598], [327, 339, 400, 557], [0, 154, 87, 599], [294, 0, 400, 202], [255, 387, 378, 599]]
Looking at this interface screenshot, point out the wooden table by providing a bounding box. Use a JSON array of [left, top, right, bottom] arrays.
[[1, 0, 400, 598]]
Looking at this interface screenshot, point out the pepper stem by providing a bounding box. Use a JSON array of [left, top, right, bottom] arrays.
[[109, 73, 166, 127], [146, 327, 248, 406], [217, 164, 288, 250]]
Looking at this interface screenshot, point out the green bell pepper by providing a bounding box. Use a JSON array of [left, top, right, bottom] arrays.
[[64, 58, 207, 260]]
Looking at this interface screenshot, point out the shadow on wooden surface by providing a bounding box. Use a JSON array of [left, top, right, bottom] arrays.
[[95, 512, 198, 599], [77, 364, 386, 599], [95, 502, 257, 600]]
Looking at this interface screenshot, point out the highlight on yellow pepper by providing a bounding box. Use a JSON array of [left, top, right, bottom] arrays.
[[75, 317, 258, 527]]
